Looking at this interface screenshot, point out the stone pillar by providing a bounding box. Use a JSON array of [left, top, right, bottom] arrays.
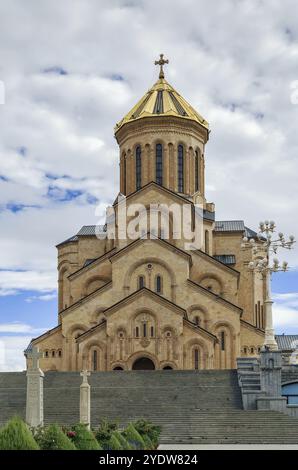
[[80, 370, 91, 429], [260, 349, 282, 396], [26, 346, 44, 428], [185, 148, 190, 195], [163, 145, 168, 189], [257, 349, 287, 412]]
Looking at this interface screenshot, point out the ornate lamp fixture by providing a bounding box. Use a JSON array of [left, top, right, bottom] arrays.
[[241, 220, 295, 350]]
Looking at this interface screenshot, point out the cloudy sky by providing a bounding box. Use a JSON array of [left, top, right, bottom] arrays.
[[0, 0, 298, 370]]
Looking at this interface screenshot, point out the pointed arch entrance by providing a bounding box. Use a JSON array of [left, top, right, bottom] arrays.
[[132, 357, 155, 370]]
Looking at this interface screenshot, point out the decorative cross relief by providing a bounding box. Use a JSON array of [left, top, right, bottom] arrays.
[[27, 346, 43, 370]]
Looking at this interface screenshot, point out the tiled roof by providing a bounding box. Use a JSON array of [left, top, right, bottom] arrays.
[[77, 225, 106, 236], [115, 77, 208, 133], [214, 254, 236, 265], [215, 220, 245, 232], [215, 221, 259, 240], [275, 335, 298, 351]]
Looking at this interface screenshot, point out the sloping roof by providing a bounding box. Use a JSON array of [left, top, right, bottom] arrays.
[[215, 221, 258, 240], [275, 335, 298, 351], [215, 220, 245, 232], [244, 226, 259, 239], [77, 225, 106, 236], [115, 77, 208, 133], [214, 254, 236, 265]]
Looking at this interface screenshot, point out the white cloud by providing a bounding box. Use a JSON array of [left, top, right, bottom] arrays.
[[0, 270, 57, 295], [0, 322, 46, 334], [25, 293, 57, 303], [0, 336, 29, 371]]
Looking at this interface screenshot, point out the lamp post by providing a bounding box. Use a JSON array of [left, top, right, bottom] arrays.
[[241, 220, 295, 351]]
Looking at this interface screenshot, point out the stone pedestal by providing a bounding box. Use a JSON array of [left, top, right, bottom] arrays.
[[80, 370, 91, 429]]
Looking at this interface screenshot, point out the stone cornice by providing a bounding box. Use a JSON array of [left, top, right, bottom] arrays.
[[187, 279, 243, 315], [240, 319, 265, 336], [103, 287, 187, 317], [60, 281, 112, 317], [115, 115, 209, 147], [192, 249, 240, 277], [183, 318, 218, 343], [76, 320, 107, 343], [68, 248, 116, 280], [31, 324, 62, 345], [109, 235, 191, 264]]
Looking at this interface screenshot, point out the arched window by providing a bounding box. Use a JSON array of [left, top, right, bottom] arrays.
[[135, 326, 139, 338], [51, 350, 55, 358], [205, 230, 209, 254], [93, 350, 98, 371], [138, 275, 145, 289], [135, 146, 141, 190], [178, 144, 184, 193], [194, 349, 199, 370], [150, 326, 154, 337], [45, 350, 49, 358], [155, 275, 162, 294], [220, 331, 225, 351], [156, 143, 163, 185], [58, 350, 62, 358], [143, 323, 147, 337], [195, 150, 199, 192], [194, 316, 200, 326]]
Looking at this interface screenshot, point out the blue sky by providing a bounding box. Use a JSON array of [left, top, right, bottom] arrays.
[[0, 0, 298, 370]]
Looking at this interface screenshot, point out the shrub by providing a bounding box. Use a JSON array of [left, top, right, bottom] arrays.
[[38, 424, 76, 450], [123, 423, 145, 450], [112, 430, 133, 450], [95, 419, 118, 449], [142, 433, 154, 450], [70, 424, 101, 450], [133, 419, 161, 448], [0, 416, 39, 450], [107, 433, 122, 450]]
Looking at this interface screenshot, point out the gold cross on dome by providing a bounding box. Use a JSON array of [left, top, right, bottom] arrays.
[[155, 54, 169, 79]]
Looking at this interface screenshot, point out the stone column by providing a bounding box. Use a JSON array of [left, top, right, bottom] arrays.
[[164, 144, 170, 189], [26, 346, 44, 428], [80, 370, 91, 429], [185, 148, 190, 195]]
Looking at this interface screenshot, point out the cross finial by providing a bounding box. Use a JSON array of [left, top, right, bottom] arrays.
[[155, 53, 169, 79], [27, 346, 43, 370], [80, 369, 91, 384]]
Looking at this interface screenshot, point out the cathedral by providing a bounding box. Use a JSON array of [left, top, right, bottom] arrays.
[[26, 56, 266, 372]]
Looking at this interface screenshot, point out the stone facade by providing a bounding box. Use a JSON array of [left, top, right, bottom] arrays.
[[26, 70, 266, 372]]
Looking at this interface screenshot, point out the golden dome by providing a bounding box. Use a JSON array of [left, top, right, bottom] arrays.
[[115, 77, 209, 133]]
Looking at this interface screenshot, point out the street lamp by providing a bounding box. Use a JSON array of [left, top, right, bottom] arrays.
[[241, 220, 295, 351]]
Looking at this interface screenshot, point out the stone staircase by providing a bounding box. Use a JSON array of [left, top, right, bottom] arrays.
[[2, 369, 298, 444]]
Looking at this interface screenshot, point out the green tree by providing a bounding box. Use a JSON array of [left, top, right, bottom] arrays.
[[112, 430, 132, 450], [123, 423, 145, 450], [0, 416, 39, 450], [107, 433, 122, 450], [133, 419, 161, 448], [70, 424, 101, 450], [95, 419, 118, 449]]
